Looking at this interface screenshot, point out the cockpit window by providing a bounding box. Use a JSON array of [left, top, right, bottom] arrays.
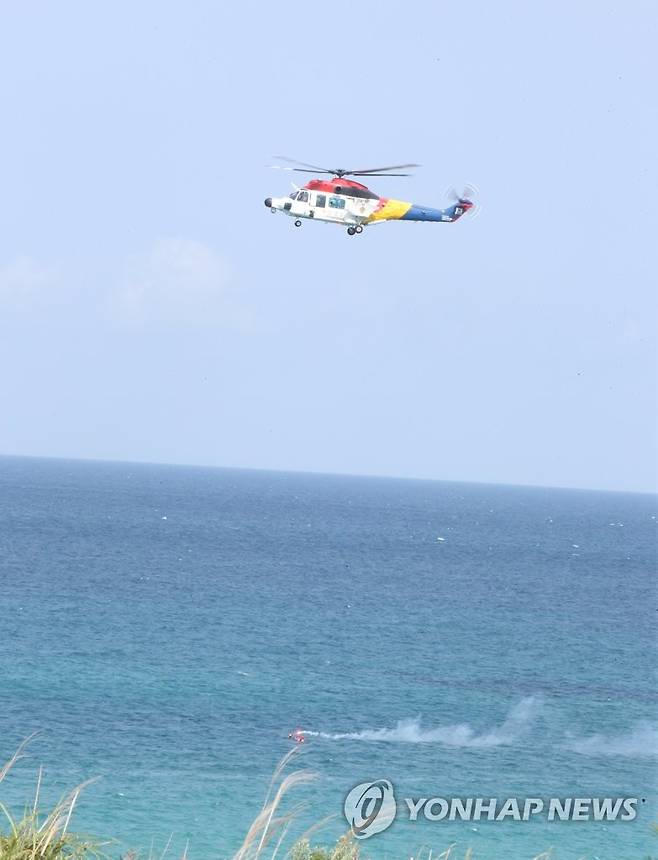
[[297, 191, 309, 203], [289, 191, 298, 200]]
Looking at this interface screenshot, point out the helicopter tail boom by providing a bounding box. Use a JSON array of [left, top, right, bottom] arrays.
[[367, 198, 473, 224]]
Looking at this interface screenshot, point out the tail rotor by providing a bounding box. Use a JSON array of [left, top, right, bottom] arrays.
[[446, 182, 480, 218]]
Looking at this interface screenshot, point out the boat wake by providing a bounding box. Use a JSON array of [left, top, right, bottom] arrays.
[[565, 720, 658, 758], [304, 696, 541, 747]]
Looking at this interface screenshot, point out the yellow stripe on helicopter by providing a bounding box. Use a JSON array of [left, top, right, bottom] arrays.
[[366, 199, 413, 223]]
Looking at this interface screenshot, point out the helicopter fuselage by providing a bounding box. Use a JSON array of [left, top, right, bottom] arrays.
[[264, 177, 472, 235]]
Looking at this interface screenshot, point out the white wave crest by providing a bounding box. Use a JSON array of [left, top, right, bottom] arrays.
[[566, 721, 658, 758], [304, 696, 541, 748]]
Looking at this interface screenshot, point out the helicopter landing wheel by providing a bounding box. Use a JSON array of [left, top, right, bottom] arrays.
[[270, 208, 276, 213], [294, 219, 302, 227], [347, 226, 356, 236], [355, 225, 363, 234]]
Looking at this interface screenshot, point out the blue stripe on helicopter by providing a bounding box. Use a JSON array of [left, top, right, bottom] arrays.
[[400, 204, 455, 222]]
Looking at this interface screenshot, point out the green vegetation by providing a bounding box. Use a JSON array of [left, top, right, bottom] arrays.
[[0, 737, 105, 860], [289, 836, 358, 860]]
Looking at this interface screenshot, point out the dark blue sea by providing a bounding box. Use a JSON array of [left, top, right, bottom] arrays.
[[1, 456, 656, 859]]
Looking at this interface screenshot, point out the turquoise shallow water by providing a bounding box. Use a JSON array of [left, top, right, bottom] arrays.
[[0, 456, 656, 859]]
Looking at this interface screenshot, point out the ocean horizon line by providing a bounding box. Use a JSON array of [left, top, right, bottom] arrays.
[[0, 450, 655, 498]]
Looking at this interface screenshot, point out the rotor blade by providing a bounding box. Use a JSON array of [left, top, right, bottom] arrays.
[[348, 172, 414, 177], [447, 182, 479, 201], [348, 163, 420, 175], [268, 165, 334, 174], [273, 155, 333, 173]]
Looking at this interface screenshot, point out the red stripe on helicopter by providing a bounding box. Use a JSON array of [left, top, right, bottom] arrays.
[[304, 178, 376, 195]]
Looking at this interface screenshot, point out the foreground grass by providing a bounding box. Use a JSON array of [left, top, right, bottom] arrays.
[[0, 737, 106, 860], [0, 740, 470, 860], [1, 738, 654, 860]]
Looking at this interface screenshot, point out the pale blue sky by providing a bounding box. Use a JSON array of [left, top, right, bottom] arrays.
[[0, 1, 655, 492]]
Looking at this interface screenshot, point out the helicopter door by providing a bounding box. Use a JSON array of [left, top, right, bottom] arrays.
[[291, 190, 309, 216], [327, 195, 347, 220]]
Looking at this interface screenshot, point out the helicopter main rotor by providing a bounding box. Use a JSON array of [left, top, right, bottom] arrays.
[[271, 156, 420, 178]]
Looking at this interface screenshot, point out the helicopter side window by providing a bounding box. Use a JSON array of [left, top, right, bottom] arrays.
[[297, 191, 309, 203], [328, 196, 345, 209], [315, 194, 326, 208]]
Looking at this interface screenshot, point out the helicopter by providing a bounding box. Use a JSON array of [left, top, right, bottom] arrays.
[[264, 157, 475, 236]]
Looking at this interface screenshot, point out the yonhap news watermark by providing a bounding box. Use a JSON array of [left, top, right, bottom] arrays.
[[343, 780, 640, 839]]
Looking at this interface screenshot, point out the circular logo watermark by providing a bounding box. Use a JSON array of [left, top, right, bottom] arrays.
[[343, 780, 397, 839]]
